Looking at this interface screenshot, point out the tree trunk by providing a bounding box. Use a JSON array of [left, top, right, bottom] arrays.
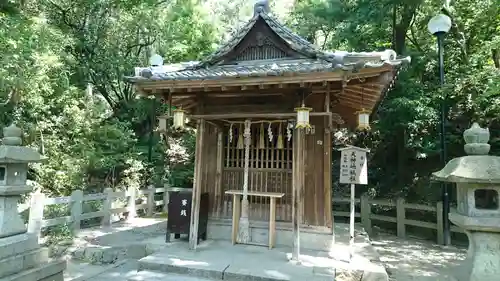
[[393, 2, 421, 55], [493, 49, 500, 69]]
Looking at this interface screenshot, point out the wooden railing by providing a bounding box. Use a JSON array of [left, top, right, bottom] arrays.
[[333, 193, 464, 244], [22, 186, 168, 239]]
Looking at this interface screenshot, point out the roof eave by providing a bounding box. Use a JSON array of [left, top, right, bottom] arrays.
[[124, 62, 404, 87], [370, 57, 411, 120]]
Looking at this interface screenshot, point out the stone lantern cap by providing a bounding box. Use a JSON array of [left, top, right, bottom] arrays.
[[432, 122, 500, 183], [0, 124, 45, 163], [432, 156, 500, 183]]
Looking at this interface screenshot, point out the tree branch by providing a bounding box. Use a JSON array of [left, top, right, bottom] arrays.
[[0, 90, 14, 105]]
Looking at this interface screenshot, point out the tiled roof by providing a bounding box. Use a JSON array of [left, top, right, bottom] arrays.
[[196, 11, 365, 67], [128, 57, 409, 82], [125, 6, 410, 83]]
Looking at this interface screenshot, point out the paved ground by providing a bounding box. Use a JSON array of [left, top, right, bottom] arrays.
[[371, 234, 466, 281], [64, 235, 468, 281], [61, 218, 469, 281]]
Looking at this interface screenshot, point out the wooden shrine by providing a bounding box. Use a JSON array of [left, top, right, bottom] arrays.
[[125, 1, 410, 252]]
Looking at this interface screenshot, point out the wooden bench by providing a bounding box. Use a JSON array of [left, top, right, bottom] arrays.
[[225, 190, 285, 249]]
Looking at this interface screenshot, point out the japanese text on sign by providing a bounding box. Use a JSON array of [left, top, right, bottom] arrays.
[[339, 147, 368, 185], [180, 199, 188, 216]]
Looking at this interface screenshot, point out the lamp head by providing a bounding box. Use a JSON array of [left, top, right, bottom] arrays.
[[149, 54, 163, 67], [428, 14, 452, 35]]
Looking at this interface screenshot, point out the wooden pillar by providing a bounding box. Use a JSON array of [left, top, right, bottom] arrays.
[[237, 119, 251, 243], [292, 127, 305, 261], [214, 129, 224, 218], [324, 129, 332, 228], [324, 90, 333, 228], [189, 119, 205, 250], [167, 92, 172, 116]]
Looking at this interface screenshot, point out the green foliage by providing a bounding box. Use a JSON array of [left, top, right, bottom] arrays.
[[1, 0, 217, 199], [1, 0, 499, 213], [292, 0, 500, 201]]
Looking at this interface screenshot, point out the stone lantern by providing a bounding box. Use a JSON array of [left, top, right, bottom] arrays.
[[0, 123, 66, 280], [432, 122, 500, 281]]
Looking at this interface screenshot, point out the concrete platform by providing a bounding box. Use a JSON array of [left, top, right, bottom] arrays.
[[137, 223, 388, 281]]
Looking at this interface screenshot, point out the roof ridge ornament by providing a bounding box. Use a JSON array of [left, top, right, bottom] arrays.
[[254, 0, 270, 17]]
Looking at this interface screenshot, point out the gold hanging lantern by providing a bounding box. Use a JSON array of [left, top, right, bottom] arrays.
[[277, 123, 284, 149], [356, 109, 371, 130], [295, 103, 312, 129], [237, 124, 244, 149], [157, 115, 168, 132], [259, 123, 265, 149], [172, 108, 186, 130]]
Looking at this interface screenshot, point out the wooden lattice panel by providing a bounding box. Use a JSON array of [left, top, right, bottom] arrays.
[[220, 123, 293, 222]]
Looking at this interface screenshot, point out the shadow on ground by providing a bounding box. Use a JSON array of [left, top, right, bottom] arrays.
[[371, 233, 466, 281]]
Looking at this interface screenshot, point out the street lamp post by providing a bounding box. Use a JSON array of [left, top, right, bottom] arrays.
[[428, 14, 452, 245]]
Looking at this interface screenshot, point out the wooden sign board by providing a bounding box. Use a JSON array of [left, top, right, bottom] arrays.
[[338, 145, 370, 185]]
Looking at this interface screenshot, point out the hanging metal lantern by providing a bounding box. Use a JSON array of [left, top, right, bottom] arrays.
[[172, 108, 186, 130], [157, 115, 168, 132], [356, 109, 371, 130], [295, 103, 312, 129]]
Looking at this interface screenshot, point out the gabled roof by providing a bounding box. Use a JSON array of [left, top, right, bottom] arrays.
[[125, 2, 410, 83], [196, 11, 333, 67], [190, 5, 409, 69]]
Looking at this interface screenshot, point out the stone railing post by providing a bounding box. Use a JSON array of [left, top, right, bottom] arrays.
[[101, 188, 113, 227], [127, 186, 137, 220], [27, 191, 45, 240], [360, 193, 372, 235], [396, 197, 406, 238], [146, 185, 155, 217], [70, 190, 83, 234], [162, 186, 169, 213], [436, 201, 444, 244]]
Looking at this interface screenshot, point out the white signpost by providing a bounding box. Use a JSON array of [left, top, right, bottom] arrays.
[[338, 145, 370, 260]]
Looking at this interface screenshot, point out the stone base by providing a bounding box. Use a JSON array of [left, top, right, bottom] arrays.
[[0, 233, 39, 260], [456, 231, 500, 281], [0, 233, 66, 281], [0, 260, 66, 281], [207, 219, 335, 251], [0, 195, 29, 238]]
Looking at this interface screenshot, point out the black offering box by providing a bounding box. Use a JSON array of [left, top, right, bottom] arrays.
[[165, 187, 209, 244]]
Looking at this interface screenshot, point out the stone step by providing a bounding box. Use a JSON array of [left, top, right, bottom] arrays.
[[0, 248, 49, 279], [129, 270, 215, 281], [137, 256, 224, 280], [0, 259, 66, 281], [137, 255, 334, 281], [70, 242, 160, 265], [66, 218, 168, 264]]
